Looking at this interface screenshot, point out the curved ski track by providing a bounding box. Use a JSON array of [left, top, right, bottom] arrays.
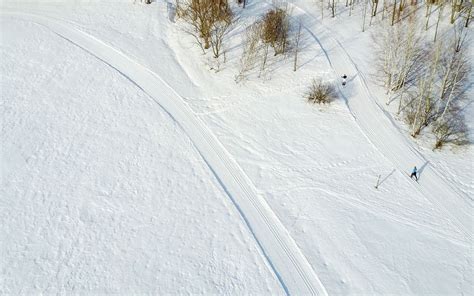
[[286, 2, 472, 242], [1, 11, 328, 296]]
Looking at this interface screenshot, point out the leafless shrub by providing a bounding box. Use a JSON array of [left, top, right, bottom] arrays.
[[306, 79, 337, 104]]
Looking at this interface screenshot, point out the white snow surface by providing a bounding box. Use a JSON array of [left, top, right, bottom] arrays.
[[1, 1, 473, 295]]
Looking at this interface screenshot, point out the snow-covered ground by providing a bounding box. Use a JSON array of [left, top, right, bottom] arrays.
[[0, 15, 284, 294], [1, 1, 472, 294]]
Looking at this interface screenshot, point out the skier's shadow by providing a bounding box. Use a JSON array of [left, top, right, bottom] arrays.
[[417, 161, 430, 181]]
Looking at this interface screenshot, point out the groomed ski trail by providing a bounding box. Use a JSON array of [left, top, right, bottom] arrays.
[[287, 2, 472, 242], [1, 11, 328, 296]]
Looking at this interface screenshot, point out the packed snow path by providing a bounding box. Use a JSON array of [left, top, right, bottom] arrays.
[[288, 2, 472, 242], [1, 12, 328, 296]]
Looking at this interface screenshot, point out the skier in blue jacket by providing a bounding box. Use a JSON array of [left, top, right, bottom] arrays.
[[410, 166, 418, 181]]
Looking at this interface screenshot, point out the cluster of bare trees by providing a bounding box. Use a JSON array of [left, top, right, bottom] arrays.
[[374, 11, 470, 149], [317, 0, 472, 33], [176, 0, 305, 76], [237, 6, 296, 81], [177, 0, 235, 62]]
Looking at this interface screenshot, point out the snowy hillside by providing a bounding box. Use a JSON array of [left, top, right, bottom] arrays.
[[1, 0, 472, 294]]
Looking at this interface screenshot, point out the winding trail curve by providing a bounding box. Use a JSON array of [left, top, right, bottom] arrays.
[[0, 11, 328, 296]]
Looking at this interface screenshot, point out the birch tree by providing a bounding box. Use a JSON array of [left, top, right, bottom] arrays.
[[293, 21, 302, 71]]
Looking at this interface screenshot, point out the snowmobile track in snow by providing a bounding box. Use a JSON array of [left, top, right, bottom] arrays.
[[1, 11, 328, 296]]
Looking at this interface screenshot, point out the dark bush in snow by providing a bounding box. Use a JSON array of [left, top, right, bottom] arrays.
[[306, 79, 337, 104]]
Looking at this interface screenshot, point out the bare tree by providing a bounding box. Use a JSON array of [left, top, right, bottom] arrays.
[[437, 35, 470, 110], [391, 0, 398, 25], [392, 16, 424, 94], [260, 43, 270, 75], [465, 1, 472, 27], [261, 7, 290, 55], [293, 21, 302, 71], [372, 0, 380, 16], [434, 0, 445, 41], [237, 22, 263, 82], [373, 17, 424, 101], [433, 108, 468, 149], [363, 0, 370, 31], [453, 19, 469, 52], [209, 13, 236, 59], [331, 0, 336, 17], [349, 0, 356, 16], [450, 0, 458, 23], [425, 0, 433, 30], [406, 24, 470, 144], [178, 0, 233, 51]]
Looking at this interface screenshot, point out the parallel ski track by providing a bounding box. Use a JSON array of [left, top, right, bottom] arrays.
[[286, 2, 472, 242], [1, 11, 328, 296]]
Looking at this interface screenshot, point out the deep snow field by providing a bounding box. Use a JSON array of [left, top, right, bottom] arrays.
[[1, 0, 472, 294]]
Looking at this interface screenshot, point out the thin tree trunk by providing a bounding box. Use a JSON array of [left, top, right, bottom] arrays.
[[382, 0, 386, 19], [439, 59, 463, 122], [293, 22, 302, 72], [260, 44, 269, 76], [438, 53, 455, 114], [425, 3, 432, 30], [397, 83, 406, 114], [466, 3, 472, 27], [420, 52, 439, 127], [392, 0, 398, 25], [411, 79, 425, 136], [450, 0, 457, 23], [398, 0, 404, 21], [321, 0, 325, 19], [373, 0, 379, 16], [434, 2, 444, 41], [363, 0, 369, 31]]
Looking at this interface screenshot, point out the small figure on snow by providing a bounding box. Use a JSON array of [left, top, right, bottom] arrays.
[[410, 166, 418, 181], [341, 74, 348, 87]]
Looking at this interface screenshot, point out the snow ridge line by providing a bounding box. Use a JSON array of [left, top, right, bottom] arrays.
[[287, 2, 472, 242], [1, 11, 328, 295]]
